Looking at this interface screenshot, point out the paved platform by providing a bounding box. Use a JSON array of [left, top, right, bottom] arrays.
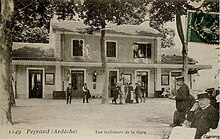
[[7, 98, 176, 139]]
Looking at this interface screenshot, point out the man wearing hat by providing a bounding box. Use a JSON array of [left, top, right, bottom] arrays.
[[170, 76, 194, 127], [187, 92, 219, 139], [66, 83, 73, 104]]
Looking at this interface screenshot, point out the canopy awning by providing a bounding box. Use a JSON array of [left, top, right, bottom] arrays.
[[12, 60, 212, 71], [12, 60, 102, 67]]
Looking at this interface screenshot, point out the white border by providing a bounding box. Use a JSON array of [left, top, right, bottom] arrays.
[[71, 38, 85, 58], [105, 40, 118, 58], [26, 67, 45, 99]]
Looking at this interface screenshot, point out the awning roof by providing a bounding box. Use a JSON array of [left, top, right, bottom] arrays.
[[12, 60, 211, 71], [53, 21, 162, 37]]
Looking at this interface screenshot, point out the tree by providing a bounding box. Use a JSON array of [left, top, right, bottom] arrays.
[[149, 0, 191, 78], [149, 0, 219, 78], [0, 0, 14, 125], [80, 0, 148, 103], [13, 0, 53, 43], [150, 23, 175, 48], [13, 0, 78, 43]]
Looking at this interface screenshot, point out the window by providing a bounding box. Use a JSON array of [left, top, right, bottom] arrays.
[[133, 43, 152, 59], [72, 39, 83, 56], [106, 41, 116, 57]]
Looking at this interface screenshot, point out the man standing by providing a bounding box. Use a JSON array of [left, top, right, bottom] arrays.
[[66, 83, 73, 104], [112, 83, 120, 104], [170, 76, 192, 126], [187, 92, 219, 139], [134, 83, 142, 103], [140, 82, 146, 103], [83, 83, 90, 103]]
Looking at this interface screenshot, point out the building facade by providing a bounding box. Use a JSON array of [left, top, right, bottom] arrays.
[[12, 21, 211, 99]]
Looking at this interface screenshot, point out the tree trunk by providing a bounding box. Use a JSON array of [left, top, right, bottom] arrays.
[[176, 13, 188, 78], [10, 81, 16, 107], [100, 20, 108, 104], [0, 0, 14, 125]]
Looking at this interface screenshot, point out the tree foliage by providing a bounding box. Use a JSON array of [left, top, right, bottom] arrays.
[[80, 0, 148, 28], [161, 28, 175, 48], [149, 1, 188, 28], [13, 0, 53, 43], [149, 0, 219, 43], [13, 0, 78, 43]]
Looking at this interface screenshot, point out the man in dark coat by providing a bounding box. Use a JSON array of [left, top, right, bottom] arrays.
[[170, 76, 193, 127], [187, 92, 219, 139], [112, 83, 120, 104], [140, 82, 147, 103], [66, 83, 73, 104], [134, 83, 142, 103]]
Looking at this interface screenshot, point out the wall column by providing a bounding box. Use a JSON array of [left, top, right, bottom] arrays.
[[156, 37, 162, 63], [55, 64, 62, 91], [156, 66, 161, 91], [54, 33, 62, 60]]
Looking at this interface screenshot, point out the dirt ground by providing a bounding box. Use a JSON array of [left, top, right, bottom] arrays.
[[3, 98, 176, 139]]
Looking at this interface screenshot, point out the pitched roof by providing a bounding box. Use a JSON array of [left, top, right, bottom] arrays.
[[52, 21, 161, 37], [161, 54, 197, 65], [12, 42, 55, 60]]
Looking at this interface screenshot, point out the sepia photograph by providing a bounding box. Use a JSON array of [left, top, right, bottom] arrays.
[[0, 0, 219, 139]]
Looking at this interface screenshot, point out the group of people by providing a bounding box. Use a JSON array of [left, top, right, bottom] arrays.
[[111, 82, 148, 104], [66, 83, 91, 104], [65, 76, 219, 138], [170, 76, 219, 139]]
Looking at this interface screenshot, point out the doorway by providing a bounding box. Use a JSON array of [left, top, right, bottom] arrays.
[[29, 70, 43, 98], [109, 71, 118, 98], [71, 70, 84, 98], [135, 70, 149, 97]]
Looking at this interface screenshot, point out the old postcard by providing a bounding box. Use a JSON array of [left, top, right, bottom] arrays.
[[0, 0, 219, 139]]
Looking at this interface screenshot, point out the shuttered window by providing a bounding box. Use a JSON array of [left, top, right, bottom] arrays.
[[106, 41, 116, 57]]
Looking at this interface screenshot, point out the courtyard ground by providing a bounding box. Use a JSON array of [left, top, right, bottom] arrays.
[[2, 98, 176, 139]]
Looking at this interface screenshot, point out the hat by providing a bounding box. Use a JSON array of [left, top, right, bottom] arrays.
[[176, 76, 184, 81], [197, 92, 210, 100]]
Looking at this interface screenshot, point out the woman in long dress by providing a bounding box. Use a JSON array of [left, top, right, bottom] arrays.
[[125, 83, 133, 103]]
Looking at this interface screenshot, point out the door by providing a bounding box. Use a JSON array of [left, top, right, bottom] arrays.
[[136, 71, 149, 97], [71, 70, 84, 98], [109, 71, 117, 98], [29, 70, 43, 98], [141, 75, 148, 97]]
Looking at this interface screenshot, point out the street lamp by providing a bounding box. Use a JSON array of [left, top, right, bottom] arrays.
[[93, 71, 97, 82]]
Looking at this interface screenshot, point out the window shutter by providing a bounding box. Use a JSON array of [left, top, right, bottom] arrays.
[[147, 44, 152, 59]]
